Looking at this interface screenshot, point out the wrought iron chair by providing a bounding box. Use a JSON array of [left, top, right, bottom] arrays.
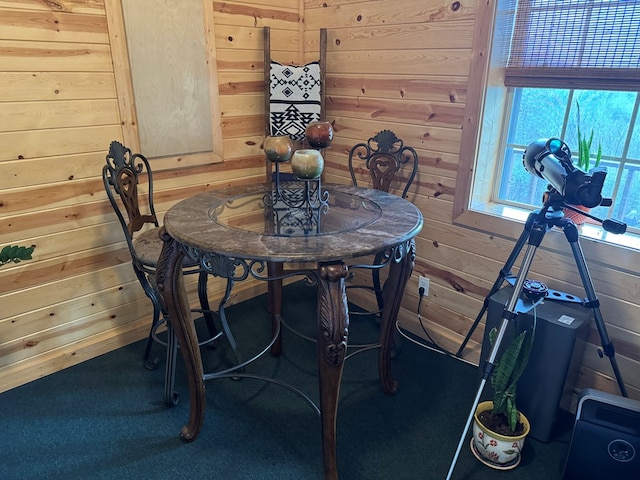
[[102, 140, 218, 404], [347, 130, 419, 323]]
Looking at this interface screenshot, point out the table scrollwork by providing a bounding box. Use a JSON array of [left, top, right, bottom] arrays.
[[181, 243, 318, 285]]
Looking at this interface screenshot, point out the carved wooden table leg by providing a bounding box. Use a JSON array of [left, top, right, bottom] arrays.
[[316, 261, 349, 480], [156, 227, 206, 442], [267, 261, 284, 357], [379, 239, 416, 394]]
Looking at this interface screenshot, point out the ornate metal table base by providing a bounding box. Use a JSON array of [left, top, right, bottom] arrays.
[[155, 182, 422, 480], [156, 228, 416, 479]]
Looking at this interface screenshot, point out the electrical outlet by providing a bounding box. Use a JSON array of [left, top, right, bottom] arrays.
[[418, 276, 430, 296]]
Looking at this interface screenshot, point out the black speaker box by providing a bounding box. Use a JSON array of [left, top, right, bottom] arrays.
[[484, 285, 591, 442], [563, 388, 640, 480]]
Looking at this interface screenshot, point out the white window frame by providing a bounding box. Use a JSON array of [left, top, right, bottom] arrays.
[[494, 87, 640, 222], [454, 1, 640, 261]]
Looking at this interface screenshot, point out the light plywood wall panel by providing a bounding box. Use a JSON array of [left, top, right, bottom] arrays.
[[120, 0, 215, 157], [306, 0, 640, 401]]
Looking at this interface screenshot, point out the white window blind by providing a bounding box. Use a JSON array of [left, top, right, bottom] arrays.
[[505, 0, 640, 90]]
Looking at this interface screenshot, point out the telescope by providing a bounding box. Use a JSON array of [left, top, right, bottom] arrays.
[[523, 138, 607, 208], [523, 138, 626, 235], [447, 138, 629, 479]]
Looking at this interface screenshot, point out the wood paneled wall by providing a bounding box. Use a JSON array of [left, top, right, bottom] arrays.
[[305, 0, 640, 402], [0, 0, 294, 392], [1, 0, 638, 404]]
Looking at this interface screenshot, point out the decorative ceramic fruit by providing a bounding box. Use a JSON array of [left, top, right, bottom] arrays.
[[305, 121, 333, 148], [264, 135, 294, 163], [291, 149, 324, 179]]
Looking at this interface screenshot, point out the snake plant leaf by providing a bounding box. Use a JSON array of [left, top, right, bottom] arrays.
[[491, 330, 526, 413], [507, 395, 519, 433], [489, 324, 535, 433], [595, 142, 602, 168], [576, 101, 601, 171]]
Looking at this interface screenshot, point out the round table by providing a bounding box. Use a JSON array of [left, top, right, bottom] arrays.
[[157, 182, 423, 479]]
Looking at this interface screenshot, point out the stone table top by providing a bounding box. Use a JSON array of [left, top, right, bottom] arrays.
[[164, 183, 423, 263]]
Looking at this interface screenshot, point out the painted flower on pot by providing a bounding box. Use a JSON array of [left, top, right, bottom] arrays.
[[472, 403, 529, 467]]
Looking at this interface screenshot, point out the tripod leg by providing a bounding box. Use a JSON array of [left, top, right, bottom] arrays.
[[562, 221, 628, 397], [456, 211, 536, 357], [447, 243, 540, 480]]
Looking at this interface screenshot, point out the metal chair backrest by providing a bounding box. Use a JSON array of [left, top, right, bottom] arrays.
[[102, 141, 159, 258], [348, 130, 419, 199]]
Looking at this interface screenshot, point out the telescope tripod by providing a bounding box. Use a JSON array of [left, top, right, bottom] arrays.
[[446, 205, 627, 480]]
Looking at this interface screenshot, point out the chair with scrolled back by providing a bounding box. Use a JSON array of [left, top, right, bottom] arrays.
[[102, 140, 218, 404], [347, 129, 419, 324]]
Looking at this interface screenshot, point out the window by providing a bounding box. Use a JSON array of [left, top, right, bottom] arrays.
[[496, 88, 640, 230], [460, 0, 640, 248]]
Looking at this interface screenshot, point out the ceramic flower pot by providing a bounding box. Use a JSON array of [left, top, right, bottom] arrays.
[[305, 121, 333, 148], [264, 135, 294, 163], [471, 401, 530, 470], [291, 149, 324, 179]]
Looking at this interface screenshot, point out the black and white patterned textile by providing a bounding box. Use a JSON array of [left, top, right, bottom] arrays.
[[269, 61, 322, 141]]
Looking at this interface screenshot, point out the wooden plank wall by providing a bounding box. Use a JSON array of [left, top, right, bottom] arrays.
[[1, 0, 638, 404], [0, 0, 295, 392], [305, 0, 640, 401]]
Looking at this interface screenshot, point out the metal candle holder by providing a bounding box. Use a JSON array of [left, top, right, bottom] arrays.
[[263, 122, 333, 235], [263, 161, 329, 235]]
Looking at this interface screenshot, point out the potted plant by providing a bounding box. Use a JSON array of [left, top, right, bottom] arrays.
[[470, 324, 535, 469], [0, 244, 36, 268], [576, 101, 602, 173], [564, 101, 603, 225]]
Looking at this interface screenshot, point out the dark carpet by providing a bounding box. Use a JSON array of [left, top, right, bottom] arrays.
[[0, 283, 571, 479]]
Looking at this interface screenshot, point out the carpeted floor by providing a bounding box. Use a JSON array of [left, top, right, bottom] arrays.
[[0, 283, 572, 479]]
